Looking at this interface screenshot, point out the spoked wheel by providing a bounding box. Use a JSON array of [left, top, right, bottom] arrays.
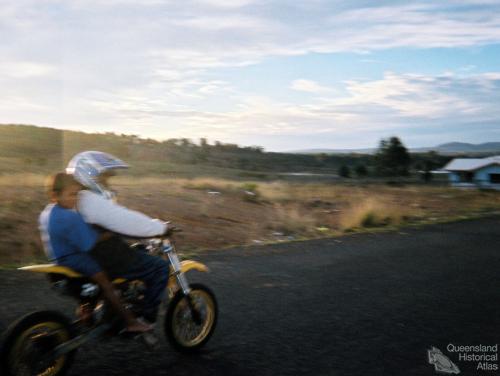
[[1, 311, 76, 376], [165, 283, 217, 353]]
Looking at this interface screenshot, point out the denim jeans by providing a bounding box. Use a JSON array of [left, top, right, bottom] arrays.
[[118, 252, 170, 323], [90, 236, 140, 277]]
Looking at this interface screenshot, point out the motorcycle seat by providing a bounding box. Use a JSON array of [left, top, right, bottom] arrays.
[[19, 260, 208, 285], [18, 264, 127, 284]]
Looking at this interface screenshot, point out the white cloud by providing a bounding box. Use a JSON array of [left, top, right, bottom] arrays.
[[79, 72, 499, 143], [290, 79, 332, 93], [339, 72, 499, 120], [0, 96, 51, 112], [0, 61, 55, 79], [1, 1, 500, 149], [171, 15, 272, 31], [196, 0, 259, 8]]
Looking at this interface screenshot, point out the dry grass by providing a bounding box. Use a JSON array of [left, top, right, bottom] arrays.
[[337, 197, 423, 231], [177, 177, 242, 192], [0, 173, 46, 187], [258, 182, 377, 203], [267, 204, 318, 236], [1, 174, 499, 265]]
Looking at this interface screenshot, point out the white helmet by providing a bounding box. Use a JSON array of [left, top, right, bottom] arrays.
[[66, 151, 128, 198]]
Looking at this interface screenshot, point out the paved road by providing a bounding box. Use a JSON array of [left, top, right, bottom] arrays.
[[1, 217, 499, 376]]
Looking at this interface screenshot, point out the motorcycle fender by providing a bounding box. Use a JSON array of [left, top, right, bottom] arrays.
[[167, 260, 209, 289], [180, 260, 209, 274]]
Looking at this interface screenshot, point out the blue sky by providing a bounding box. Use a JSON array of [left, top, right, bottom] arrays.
[[1, 0, 500, 151]]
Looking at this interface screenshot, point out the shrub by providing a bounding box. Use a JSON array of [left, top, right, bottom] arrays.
[[338, 165, 350, 178], [338, 197, 417, 231], [240, 182, 258, 193], [240, 182, 260, 203], [361, 212, 377, 227], [355, 164, 368, 177], [269, 204, 317, 235]]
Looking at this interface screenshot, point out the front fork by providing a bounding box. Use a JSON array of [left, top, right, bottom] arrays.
[[163, 240, 202, 324], [163, 241, 191, 296]]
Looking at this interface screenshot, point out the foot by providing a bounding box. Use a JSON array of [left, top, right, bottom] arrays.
[[136, 317, 160, 348], [142, 330, 160, 349], [126, 319, 154, 333]]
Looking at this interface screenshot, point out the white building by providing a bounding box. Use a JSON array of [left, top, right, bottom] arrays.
[[443, 156, 500, 189]]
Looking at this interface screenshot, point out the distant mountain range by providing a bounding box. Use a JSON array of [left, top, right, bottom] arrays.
[[289, 142, 500, 155]]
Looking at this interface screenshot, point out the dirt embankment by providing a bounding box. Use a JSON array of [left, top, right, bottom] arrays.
[[1, 175, 499, 265]]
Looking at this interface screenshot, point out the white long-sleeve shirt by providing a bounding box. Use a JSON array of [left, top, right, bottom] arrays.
[[77, 190, 167, 237]]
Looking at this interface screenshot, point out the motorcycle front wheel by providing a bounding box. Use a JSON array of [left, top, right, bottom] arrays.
[[165, 283, 217, 353], [0, 311, 76, 376]]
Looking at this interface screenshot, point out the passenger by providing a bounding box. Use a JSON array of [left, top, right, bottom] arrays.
[[39, 172, 153, 333]]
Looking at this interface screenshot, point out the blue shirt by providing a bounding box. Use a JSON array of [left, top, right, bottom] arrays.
[[39, 203, 99, 261]]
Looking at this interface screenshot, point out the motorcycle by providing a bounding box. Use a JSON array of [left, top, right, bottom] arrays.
[[0, 236, 218, 376]]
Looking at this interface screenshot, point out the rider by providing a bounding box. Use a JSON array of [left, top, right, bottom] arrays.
[[66, 151, 172, 326]]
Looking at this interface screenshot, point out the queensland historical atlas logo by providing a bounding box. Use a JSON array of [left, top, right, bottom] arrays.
[[428, 347, 461, 374], [428, 344, 498, 374]]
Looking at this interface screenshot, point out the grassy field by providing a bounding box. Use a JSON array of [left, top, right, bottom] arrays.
[[0, 174, 499, 266]]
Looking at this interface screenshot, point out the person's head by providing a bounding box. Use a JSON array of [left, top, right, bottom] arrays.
[[65, 151, 128, 199], [96, 170, 116, 190], [47, 173, 82, 209]]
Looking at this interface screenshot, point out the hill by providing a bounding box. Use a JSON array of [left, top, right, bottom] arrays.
[[287, 148, 375, 154], [423, 142, 500, 153], [291, 142, 500, 155], [0, 124, 373, 178]]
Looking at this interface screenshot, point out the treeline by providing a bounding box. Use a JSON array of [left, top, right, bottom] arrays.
[[336, 137, 452, 180], [0, 124, 372, 174], [0, 124, 453, 178]]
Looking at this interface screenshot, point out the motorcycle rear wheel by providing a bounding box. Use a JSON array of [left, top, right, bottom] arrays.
[[0, 311, 76, 376], [165, 283, 217, 353]]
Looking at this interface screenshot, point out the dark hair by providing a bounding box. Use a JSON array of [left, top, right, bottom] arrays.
[[46, 172, 80, 197]]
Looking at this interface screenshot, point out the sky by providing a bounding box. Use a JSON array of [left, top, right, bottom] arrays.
[[1, 0, 500, 152]]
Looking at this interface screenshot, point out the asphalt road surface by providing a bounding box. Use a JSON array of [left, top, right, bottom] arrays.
[[1, 217, 499, 376]]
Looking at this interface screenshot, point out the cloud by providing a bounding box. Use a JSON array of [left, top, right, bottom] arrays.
[[3, 2, 500, 77], [145, 2, 500, 70], [196, 0, 259, 8], [337, 72, 500, 121], [9, 70, 496, 151], [171, 15, 274, 31], [81, 72, 500, 143], [290, 79, 332, 93], [0, 61, 55, 79], [320, 3, 500, 50], [1, 1, 500, 150]]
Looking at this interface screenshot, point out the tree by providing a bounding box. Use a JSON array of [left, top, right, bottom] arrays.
[[374, 137, 411, 176], [315, 153, 329, 166], [197, 138, 210, 162], [180, 138, 193, 148], [420, 152, 439, 183], [422, 165, 433, 183], [237, 157, 251, 169], [338, 164, 351, 178], [355, 164, 368, 177]]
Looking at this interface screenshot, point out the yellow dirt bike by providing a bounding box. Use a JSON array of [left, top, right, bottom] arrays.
[[0, 236, 218, 376]]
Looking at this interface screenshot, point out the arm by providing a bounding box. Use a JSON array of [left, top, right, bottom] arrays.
[[77, 190, 167, 237]]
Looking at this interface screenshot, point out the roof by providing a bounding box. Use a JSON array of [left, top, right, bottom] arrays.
[[444, 155, 500, 171]]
